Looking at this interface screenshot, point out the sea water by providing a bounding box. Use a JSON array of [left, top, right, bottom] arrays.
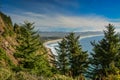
[[46, 35, 103, 79], [47, 35, 103, 55], [80, 35, 103, 53]]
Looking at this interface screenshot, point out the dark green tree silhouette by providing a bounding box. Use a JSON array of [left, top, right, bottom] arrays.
[[66, 33, 88, 78], [89, 24, 120, 79], [14, 22, 52, 76], [14, 22, 40, 69], [54, 33, 88, 78], [55, 38, 69, 75]]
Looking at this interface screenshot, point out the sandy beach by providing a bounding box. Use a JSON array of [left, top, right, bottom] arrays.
[[43, 39, 62, 47], [43, 34, 103, 48]]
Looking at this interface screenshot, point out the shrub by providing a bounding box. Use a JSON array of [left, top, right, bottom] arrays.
[[0, 68, 12, 80], [15, 71, 37, 80]]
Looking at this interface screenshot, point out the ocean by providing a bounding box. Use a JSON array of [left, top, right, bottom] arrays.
[[46, 35, 104, 55], [80, 35, 103, 53]]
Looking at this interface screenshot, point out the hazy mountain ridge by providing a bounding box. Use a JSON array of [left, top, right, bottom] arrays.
[[40, 31, 103, 41]]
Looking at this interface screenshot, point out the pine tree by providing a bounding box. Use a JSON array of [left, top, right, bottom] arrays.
[[32, 55, 52, 76], [54, 33, 88, 78], [66, 33, 88, 78], [89, 24, 120, 79], [13, 22, 52, 76], [14, 22, 40, 69], [55, 38, 69, 75]]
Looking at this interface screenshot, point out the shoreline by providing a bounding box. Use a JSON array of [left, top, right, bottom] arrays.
[[43, 39, 62, 47], [43, 34, 103, 48]]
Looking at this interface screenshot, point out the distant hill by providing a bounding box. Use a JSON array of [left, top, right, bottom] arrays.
[[39, 31, 103, 41]]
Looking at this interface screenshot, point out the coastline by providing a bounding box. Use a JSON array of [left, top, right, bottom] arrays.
[[43, 34, 103, 48], [44, 34, 104, 58], [43, 39, 62, 47]]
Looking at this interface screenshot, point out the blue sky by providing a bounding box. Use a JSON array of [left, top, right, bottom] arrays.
[[1, 0, 120, 32]]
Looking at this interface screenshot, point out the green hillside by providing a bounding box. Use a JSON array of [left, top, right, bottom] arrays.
[[0, 12, 53, 80], [0, 12, 120, 80]]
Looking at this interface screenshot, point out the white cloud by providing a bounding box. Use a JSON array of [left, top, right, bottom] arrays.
[[9, 12, 120, 32]]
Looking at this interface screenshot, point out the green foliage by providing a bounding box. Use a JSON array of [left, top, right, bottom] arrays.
[[14, 71, 38, 80], [2, 26, 10, 37], [89, 24, 120, 79], [31, 55, 52, 76], [0, 68, 87, 80], [0, 69, 38, 80], [48, 74, 86, 80], [0, 12, 14, 37], [107, 74, 120, 80], [14, 21, 52, 76], [14, 22, 40, 68], [55, 38, 69, 75], [66, 33, 88, 78], [0, 68, 12, 80], [0, 48, 14, 67], [2, 11, 120, 79], [54, 33, 88, 78], [0, 12, 12, 26], [0, 48, 6, 60]]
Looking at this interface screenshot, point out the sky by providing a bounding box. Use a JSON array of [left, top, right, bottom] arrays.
[[1, 0, 120, 32]]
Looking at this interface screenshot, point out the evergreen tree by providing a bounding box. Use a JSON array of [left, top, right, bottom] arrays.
[[54, 33, 88, 78], [89, 24, 120, 79], [32, 55, 52, 76], [55, 38, 69, 75], [14, 22, 40, 69], [66, 33, 88, 78], [14, 21, 52, 76]]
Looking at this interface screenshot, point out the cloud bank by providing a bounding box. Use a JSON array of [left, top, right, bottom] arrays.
[[9, 12, 120, 32]]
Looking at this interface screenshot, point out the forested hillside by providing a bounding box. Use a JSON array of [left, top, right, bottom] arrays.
[[0, 12, 53, 80], [0, 12, 18, 66], [0, 12, 120, 80]]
